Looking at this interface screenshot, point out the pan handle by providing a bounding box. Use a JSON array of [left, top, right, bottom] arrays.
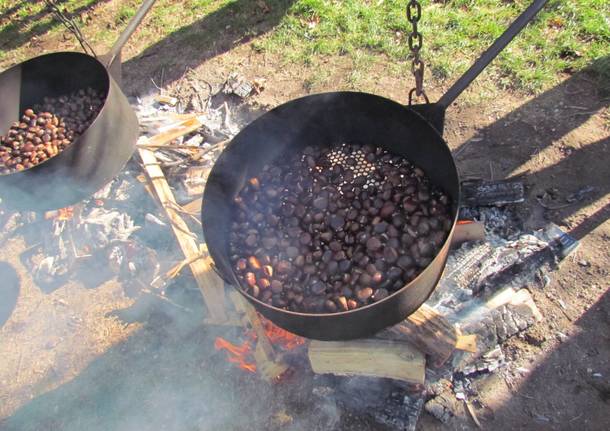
[[105, 0, 157, 69], [436, 0, 549, 109]]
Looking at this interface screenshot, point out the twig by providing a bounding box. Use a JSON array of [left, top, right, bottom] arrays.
[[536, 198, 574, 210], [166, 250, 207, 279], [133, 279, 193, 312], [165, 201, 202, 226], [200, 139, 230, 156], [136, 143, 203, 150], [465, 400, 482, 429], [150, 77, 163, 92], [569, 110, 600, 117], [168, 218, 199, 238], [546, 294, 574, 322]]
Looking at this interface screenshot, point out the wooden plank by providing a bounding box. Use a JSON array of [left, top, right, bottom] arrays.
[[378, 304, 460, 368], [455, 334, 478, 353], [138, 144, 227, 322], [140, 115, 204, 147], [183, 197, 203, 215], [309, 339, 425, 385], [229, 291, 288, 381], [230, 292, 277, 361]]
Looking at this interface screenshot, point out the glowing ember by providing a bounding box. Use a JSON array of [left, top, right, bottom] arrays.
[[262, 319, 306, 350], [215, 316, 305, 373], [44, 206, 74, 221]]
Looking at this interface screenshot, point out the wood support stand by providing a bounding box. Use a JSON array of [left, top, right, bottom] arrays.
[[229, 292, 289, 381], [138, 115, 480, 384], [138, 117, 288, 378], [377, 304, 458, 368], [138, 116, 227, 323]]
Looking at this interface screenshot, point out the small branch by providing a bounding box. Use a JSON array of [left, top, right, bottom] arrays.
[[536, 198, 574, 210]]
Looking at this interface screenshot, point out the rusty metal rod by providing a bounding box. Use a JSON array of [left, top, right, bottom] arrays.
[[106, 0, 157, 68]]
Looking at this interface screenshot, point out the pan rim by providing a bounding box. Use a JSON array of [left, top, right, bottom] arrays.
[[203, 90, 461, 320]]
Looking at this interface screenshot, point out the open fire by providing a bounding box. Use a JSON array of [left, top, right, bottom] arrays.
[[215, 315, 305, 373], [44, 206, 74, 221], [0, 68, 574, 431]]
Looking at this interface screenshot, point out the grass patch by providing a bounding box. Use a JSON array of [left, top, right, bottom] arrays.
[[115, 4, 137, 25], [259, 0, 610, 93]]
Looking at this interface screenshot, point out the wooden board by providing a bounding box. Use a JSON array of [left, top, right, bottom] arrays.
[[378, 304, 461, 368], [229, 291, 289, 381], [309, 339, 425, 385], [138, 144, 227, 322], [183, 197, 203, 215]]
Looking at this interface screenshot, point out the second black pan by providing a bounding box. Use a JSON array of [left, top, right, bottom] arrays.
[[0, 0, 157, 211]]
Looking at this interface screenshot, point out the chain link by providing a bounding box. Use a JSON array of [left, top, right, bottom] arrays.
[[406, 0, 428, 104]]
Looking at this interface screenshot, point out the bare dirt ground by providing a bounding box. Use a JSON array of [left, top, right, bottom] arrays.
[[1, 6, 609, 430]]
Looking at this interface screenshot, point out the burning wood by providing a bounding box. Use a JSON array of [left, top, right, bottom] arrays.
[[214, 316, 305, 375], [44, 206, 75, 221]]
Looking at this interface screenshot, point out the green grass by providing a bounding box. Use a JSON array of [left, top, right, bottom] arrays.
[[256, 0, 610, 93], [0, 0, 101, 50], [1, 0, 608, 94]]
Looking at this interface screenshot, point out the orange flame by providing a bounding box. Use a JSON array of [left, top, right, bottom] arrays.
[[44, 206, 74, 221], [262, 319, 306, 350], [214, 316, 305, 374], [57, 207, 74, 221], [214, 337, 257, 373]]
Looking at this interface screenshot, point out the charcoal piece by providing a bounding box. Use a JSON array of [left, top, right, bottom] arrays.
[[461, 179, 524, 206], [372, 392, 424, 431], [492, 307, 508, 341], [500, 307, 519, 338], [425, 393, 458, 423]]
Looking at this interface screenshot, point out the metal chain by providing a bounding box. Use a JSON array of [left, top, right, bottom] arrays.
[[406, 0, 428, 104], [45, 0, 97, 57]]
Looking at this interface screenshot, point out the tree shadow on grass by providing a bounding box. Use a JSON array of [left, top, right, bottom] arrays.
[[122, 0, 297, 95], [0, 0, 107, 52]]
